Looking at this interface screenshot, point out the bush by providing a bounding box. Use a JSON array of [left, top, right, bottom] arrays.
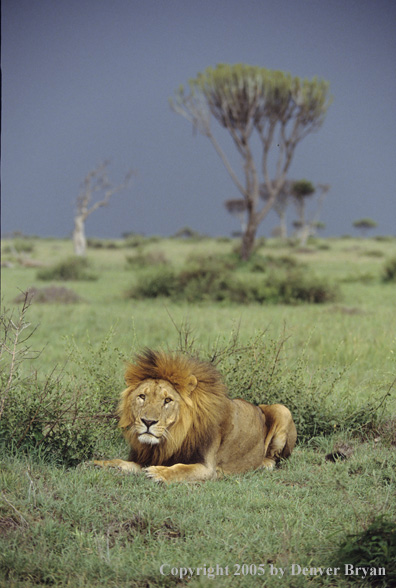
[[3, 239, 35, 254], [177, 260, 240, 302], [127, 258, 338, 305], [172, 226, 205, 240], [0, 308, 123, 466], [87, 238, 118, 249], [175, 327, 393, 443], [37, 257, 98, 281], [249, 254, 300, 273], [333, 516, 396, 586], [122, 233, 147, 248], [0, 373, 118, 466], [217, 332, 352, 440], [186, 252, 238, 271], [13, 286, 83, 304], [128, 266, 178, 298], [126, 249, 168, 268], [362, 249, 384, 258], [268, 268, 339, 304], [375, 235, 394, 242], [383, 256, 396, 282]]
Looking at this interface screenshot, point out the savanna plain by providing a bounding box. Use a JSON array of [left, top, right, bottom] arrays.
[[1, 235, 396, 587]]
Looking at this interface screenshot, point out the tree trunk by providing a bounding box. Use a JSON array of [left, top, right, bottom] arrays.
[[241, 217, 258, 261], [279, 211, 288, 240], [73, 215, 87, 256], [299, 224, 311, 247]]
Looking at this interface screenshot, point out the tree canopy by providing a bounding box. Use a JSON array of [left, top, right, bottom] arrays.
[[353, 218, 378, 237], [171, 63, 332, 259]]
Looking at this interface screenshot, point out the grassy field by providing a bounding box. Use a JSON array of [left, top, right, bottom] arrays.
[[1, 235, 396, 587]]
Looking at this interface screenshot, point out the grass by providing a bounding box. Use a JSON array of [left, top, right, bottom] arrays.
[[1, 441, 395, 587], [1, 235, 396, 586]]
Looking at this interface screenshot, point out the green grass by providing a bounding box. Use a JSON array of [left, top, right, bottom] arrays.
[[1, 235, 396, 586], [1, 441, 395, 587]]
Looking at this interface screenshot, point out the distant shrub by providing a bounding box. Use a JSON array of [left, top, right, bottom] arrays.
[[255, 236, 267, 249], [128, 266, 178, 298], [177, 261, 240, 302], [126, 249, 168, 268], [123, 233, 146, 248], [375, 235, 394, 242], [37, 257, 98, 281], [13, 286, 83, 304], [127, 260, 338, 305], [332, 516, 396, 587], [87, 238, 118, 249], [383, 256, 396, 282], [3, 239, 35, 254], [342, 272, 376, 284], [268, 268, 339, 304], [316, 242, 331, 250], [362, 249, 384, 258], [172, 226, 206, 240], [249, 254, 300, 273], [187, 252, 239, 271]]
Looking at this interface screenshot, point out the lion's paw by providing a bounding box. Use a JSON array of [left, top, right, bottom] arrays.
[[93, 459, 141, 473], [261, 458, 276, 470], [145, 466, 169, 483]]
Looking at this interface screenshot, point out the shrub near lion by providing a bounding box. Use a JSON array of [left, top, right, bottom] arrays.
[[94, 349, 297, 482]]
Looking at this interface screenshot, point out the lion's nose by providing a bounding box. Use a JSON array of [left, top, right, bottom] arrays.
[[142, 418, 158, 429]]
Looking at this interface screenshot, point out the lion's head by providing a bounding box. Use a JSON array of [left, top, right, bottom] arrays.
[[118, 349, 228, 466]]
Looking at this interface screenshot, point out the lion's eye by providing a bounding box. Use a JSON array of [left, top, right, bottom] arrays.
[[164, 397, 173, 404], [138, 394, 145, 401]]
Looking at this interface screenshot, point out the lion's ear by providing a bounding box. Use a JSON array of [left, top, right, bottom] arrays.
[[186, 375, 198, 394]]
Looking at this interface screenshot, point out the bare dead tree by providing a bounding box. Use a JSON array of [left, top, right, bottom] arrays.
[[73, 161, 134, 256]]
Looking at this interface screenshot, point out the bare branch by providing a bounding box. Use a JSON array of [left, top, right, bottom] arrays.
[[73, 161, 135, 256]]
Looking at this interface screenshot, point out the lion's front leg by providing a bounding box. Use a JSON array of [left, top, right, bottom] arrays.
[[94, 459, 142, 473], [145, 463, 216, 483]]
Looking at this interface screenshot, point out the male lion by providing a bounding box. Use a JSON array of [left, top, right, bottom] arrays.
[[94, 349, 297, 483]]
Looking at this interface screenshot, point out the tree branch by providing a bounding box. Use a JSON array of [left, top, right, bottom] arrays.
[[76, 162, 134, 220]]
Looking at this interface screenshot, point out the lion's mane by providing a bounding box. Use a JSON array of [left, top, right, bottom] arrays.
[[118, 349, 230, 467]]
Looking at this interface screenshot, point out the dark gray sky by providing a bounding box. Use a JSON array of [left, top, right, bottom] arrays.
[[2, 0, 396, 239]]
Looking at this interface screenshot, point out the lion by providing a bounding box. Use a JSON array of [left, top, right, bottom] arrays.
[[94, 349, 297, 482]]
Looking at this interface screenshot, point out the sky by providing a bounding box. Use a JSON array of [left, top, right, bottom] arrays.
[[1, 0, 396, 239]]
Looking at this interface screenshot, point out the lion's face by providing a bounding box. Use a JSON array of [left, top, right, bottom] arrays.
[[127, 379, 185, 446]]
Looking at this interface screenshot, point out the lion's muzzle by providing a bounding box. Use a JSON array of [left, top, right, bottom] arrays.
[[138, 418, 161, 445]]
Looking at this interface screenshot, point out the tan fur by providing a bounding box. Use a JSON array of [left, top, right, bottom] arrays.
[[94, 349, 297, 482]]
